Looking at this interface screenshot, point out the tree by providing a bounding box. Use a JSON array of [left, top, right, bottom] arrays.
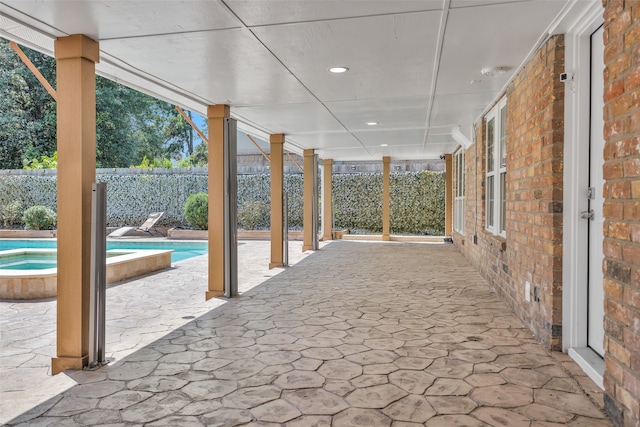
[[0, 37, 205, 169], [0, 39, 56, 169]]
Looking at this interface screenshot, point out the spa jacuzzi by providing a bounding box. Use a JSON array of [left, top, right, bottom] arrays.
[[0, 248, 173, 299]]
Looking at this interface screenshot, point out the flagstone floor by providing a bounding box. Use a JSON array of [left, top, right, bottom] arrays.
[[1, 240, 611, 426]]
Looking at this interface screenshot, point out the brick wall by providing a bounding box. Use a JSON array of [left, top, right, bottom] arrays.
[[602, 1, 640, 425], [453, 35, 566, 350]]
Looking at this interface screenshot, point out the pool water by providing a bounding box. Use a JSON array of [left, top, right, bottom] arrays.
[[0, 239, 208, 264], [3, 261, 57, 270]]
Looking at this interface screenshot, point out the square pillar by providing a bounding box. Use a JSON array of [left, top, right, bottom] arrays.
[[445, 153, 453, 236], [382, 156, 391, 241], [206, 104, 231, 300], [322, 159, 333, 241], [52, 34, 99, 375], [303, 149, 317, 251], [270, 134, 285, 268]]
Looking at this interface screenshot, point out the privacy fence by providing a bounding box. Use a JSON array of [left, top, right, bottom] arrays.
[[0, 169, 445, 235]]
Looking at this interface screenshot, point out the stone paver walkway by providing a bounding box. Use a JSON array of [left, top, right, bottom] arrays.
[[2, 241, 611, 426]]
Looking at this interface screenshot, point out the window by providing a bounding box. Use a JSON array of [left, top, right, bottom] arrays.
[[486, 98, 507, 235], [454, 148, 465, 235]]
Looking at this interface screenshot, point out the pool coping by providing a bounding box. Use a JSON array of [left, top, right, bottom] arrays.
[[0, 248, 173, 299]]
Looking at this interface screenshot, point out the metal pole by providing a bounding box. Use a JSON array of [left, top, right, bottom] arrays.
[[312, 154, 319, 250], [283, 192, 289, 267], [224, 118, 238, 298], [88, 182, 107, 369]]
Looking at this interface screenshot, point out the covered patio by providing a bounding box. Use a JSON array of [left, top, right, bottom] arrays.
[[1, 241, 609, 425]]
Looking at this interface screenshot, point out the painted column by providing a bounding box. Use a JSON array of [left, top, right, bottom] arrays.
[[445, 153, 453, 236], [52, 34, 99, 374], [206, 104, 230, 300], [269, 134, 285, 268], [303, 149, 315, 251], [382, 156, 391, 241], [322, 159, 333, 241]]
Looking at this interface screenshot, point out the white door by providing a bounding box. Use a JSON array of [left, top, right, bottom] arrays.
[[588, 26, 605, 357]]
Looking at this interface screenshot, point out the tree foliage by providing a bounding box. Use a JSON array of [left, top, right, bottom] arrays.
[[0, 38, 205, 169]]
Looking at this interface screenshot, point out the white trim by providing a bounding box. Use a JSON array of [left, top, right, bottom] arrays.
[[562, 1, 604, 388], [484, 98, 506, 236], [454, 148, 465, 235], [569, 347, 604, 389]]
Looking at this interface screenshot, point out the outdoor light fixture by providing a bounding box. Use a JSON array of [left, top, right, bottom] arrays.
[[350, 165, 356, 171], [367, 122, 378, 126], [381, 144, 388, 147], [451, 125, 473, 149], [329, 66, 349, 73], [395, 165, 401, 171]]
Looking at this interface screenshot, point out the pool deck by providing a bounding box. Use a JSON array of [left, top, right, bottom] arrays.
[[0, 240, 611, 426]]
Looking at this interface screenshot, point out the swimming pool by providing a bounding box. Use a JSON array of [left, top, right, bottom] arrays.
[[0, 239, 207, 263]]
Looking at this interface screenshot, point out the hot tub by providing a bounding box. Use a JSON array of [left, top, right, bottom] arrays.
[[0, 248, 173, 300]]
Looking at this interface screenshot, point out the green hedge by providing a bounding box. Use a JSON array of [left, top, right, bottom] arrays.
[[0, 170, 444, 235]]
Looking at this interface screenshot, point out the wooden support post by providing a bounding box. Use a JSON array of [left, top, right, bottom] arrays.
[[206, 104, 230, 300], [382, 156, 391, 241], [52, 34, 99, 375], [270, 134, 285, 268], [445, 153, 453, 237], [303, 149, 315, 251], [322, 159, 333, 241]]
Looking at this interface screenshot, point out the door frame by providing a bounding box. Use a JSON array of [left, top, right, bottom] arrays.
[[562, 2, 605, 389]]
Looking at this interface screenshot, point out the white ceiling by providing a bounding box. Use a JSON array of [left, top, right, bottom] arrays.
[[0, 0, 595, 161]]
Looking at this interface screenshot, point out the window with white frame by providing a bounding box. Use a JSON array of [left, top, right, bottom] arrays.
[[454, 148, 465, 235], [485, 98, 507, 236]]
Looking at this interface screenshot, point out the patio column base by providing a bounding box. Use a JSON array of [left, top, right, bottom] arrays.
[[52, 355, 87, 375], [269, 262, 284, 269], [205, 290, 225, 300]]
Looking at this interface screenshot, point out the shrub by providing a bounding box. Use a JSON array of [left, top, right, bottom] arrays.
[[184, 192, 208, 229], [1, 200, 24, 227], [238, 200, 268, 230], [23, 205, 57, 230]]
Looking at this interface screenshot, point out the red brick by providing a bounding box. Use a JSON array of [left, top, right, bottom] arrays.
[[608, 332, 632, 364], [609, 222, 631, 240], [607, 299, 633, 328], [604, 160, 624, 179], [624, 158, 640, 177], [604, 201, 625, 219], [623, 244, 640, 264], [625, 201, 640, 220], [605, 277, 624, 299], [631, 224, 640, 243], [632, 180, 640, 198], [624, 286, 640, 310], [606, 355, 624, 384], [605, 181, 631, 199]]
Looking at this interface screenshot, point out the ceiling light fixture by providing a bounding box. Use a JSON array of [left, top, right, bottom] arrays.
[[329, 66, 349, 73], [381, 144, 388, 147], [367, 122, 378, 126], [481, 67, 508, 77]]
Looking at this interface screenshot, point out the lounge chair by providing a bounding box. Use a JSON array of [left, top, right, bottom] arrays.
[[108, 212, 164, 237]]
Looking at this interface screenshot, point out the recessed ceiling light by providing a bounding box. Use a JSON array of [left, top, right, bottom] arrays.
[[381, 144, 388, 147], [329, 66, 349, 73], [367, 122, 378, 126]]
